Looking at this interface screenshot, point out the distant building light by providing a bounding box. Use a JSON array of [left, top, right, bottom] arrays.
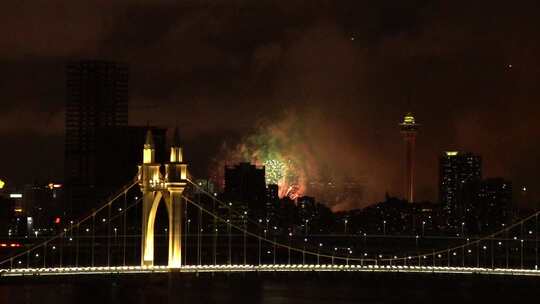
[[9, 193, 22, 198], [445, 151, 459, 156], [0, 243, 19, 248], [14, 208, 23, 213], [0, 179, 5, 189], [48, 183, 63, 189]]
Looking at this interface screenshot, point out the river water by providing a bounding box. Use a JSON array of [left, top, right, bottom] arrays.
[[1, 272, 539, 303]]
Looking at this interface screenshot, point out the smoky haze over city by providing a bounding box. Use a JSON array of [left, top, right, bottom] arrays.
[[3, 2, 540, 303], [1, 1, 540, 210]]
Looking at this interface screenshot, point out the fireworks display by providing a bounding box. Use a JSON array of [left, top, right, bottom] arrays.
[[263, 159, 287, 185], [211, 115, 312, 199], [210, 112, 368, 209]]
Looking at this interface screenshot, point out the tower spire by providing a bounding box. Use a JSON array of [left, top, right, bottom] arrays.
[[170, 127, 183, 163], [144, 129, 154, 148], [399, 112, 420, 203], [143, 129, 155, 164]]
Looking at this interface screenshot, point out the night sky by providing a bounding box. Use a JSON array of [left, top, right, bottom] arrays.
[[1, 1, 539, 209]]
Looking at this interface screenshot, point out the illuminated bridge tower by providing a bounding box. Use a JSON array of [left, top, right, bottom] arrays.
[[399, 113, 420, 203], [139, 128, 187, 267]]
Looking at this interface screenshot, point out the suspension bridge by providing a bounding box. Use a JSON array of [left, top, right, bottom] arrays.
[[1, 130, 540, 278]]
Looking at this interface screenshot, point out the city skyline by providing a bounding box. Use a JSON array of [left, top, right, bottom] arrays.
[[1, 2, 540, 302], [1, 1, 539, 209]]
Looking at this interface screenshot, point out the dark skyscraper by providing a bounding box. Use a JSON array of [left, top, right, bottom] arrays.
[[439, 151, 482, 220], [399, 113, 419, 203], [223, 162, 266, 211], [65, 60, 129, 217], [95, 126, 166, 199], [462, 178, 512, 233], [265, 183, 280, 221]]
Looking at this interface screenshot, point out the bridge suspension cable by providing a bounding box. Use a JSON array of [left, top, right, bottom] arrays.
[[0, 180, 141, 269], [2, 175, 539, 273], [186, 178, 373, 262], [187, 177, 540, 268], [384, 209, 540, 268], [182, 195, 377, 264]]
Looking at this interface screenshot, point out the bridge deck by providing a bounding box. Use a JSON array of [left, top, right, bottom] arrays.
[[2, 264, 540, 277]]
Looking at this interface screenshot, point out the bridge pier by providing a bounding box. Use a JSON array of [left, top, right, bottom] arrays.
[[166, 190, 183, 268], [139, 129, 187, 268], [141, 191, 162, 266]]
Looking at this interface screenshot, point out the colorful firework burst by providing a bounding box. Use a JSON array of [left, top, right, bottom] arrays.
[[263, 159, 287, 185]]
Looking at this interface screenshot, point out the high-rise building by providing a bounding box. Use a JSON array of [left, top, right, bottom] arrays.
[[297, 196, 317, 226], [462, 178, 512, 233], [95, 126, 166, 201], [265, 184, 280, 221], [65, 60, 129, 217], [223, 162, 266, 212], [399, 113, 419, 203], [439, 151, 482, 219]]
